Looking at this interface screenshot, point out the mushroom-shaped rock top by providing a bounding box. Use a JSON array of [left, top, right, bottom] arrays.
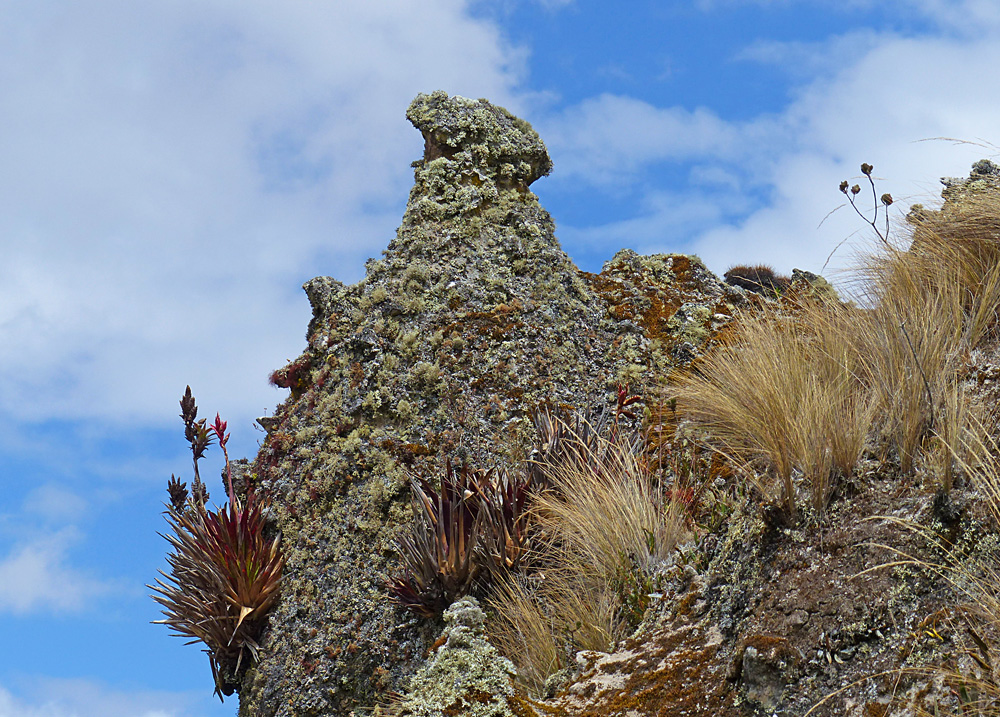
[[406, 90, 552, 187]]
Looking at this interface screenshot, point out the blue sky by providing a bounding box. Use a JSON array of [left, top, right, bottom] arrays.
[[2, 1, 1000, 714]]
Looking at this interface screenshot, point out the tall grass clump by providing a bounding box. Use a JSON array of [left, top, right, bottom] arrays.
[[852, 191, 1000, 476], [486, 416, 686, 695], [676, 173, 1000, 516], [675, 300, 874, 517]]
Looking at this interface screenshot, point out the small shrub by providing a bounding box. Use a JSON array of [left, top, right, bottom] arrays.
[[853, 188, 1000, 474], [488, 568, 620, 696], [534, 427, 683, 578]]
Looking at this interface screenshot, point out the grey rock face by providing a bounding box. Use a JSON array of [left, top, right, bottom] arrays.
[[236, 92, 733, 716], [235, 92, 728, 716], [942, 158, 1000, 200]]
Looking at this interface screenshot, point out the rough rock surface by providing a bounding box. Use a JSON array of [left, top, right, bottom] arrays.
[[535, 465, 977, 717], [237, 92, 740, 716], [941, 158, 1000, 201], [234, 91, 998, 717]]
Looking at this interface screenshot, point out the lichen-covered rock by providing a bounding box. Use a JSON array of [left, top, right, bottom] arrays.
[[236, 92, 733, 716], [231, 97, 999, 717], [941, 158, 1000, 202], [739, 635, 803, 711], [386, 597, 520, 717], [789, 268, 840, 303]]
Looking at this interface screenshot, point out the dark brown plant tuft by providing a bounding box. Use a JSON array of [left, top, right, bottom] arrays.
[[167, 475, 188, 512], [723, 264, 792, 295], [528, 405, 609, 489], [150, 388, 284, 701], [529, 392, 643, 489], [477, 468, 535, 576], [390, 388, 646, 618]]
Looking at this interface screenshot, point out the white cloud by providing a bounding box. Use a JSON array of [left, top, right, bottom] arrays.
[[559, 188, 754, 256], [538, 94, 774, 187], [537, 26, 1000, 286], [687, 32, 1000, 279], [0, 529, 109, 614], [22, 485, 88, 523], [903, 0, 1000, 34], [0, 1, 523, 429], [0, 687, 60, 717], [735, 30, 886, 82], [0, 679, 193, 717]]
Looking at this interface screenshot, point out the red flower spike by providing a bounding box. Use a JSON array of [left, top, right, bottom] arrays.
[[617, 383, 642, 409], [211, 414, 230, 448], [614, 383, 643, 424]]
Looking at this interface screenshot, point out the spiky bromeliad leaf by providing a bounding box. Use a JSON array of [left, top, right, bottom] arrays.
[[149, 493, 283, 701], [529, 406, 611, 488], [389, 461, 486, 616], [529, 403, 645, 491], [477, 467, 535, 576]]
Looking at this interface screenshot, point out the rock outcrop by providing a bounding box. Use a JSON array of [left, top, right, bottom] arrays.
[[237, 92, 738, 715], [233, 92, 998, 717]]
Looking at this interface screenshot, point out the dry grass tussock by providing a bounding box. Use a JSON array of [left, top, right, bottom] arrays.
[[486, 423, 687, 696], [853, 192, 1000, 477], [676, 188, 1000, 515], [675, 301, 875, 516]]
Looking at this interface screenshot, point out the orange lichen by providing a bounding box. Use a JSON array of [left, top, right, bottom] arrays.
[[673, 591, 699, 618], [506, 694, 546, 716], [583, 271, 683, 344], [864, 703, 890, 717], [349, 361, 366, 389], [546, 621, 734, 716], [583, 254, 724, 350]]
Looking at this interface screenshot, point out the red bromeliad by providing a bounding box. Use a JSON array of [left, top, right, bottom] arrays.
[[150, 388, 284, 701]]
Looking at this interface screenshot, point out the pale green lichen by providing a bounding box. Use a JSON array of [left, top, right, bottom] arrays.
[[941, 159, 1000, 202], [389, 597, 520, 717], [666, 302, 714, 346], [790, 268, 840, 303]]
